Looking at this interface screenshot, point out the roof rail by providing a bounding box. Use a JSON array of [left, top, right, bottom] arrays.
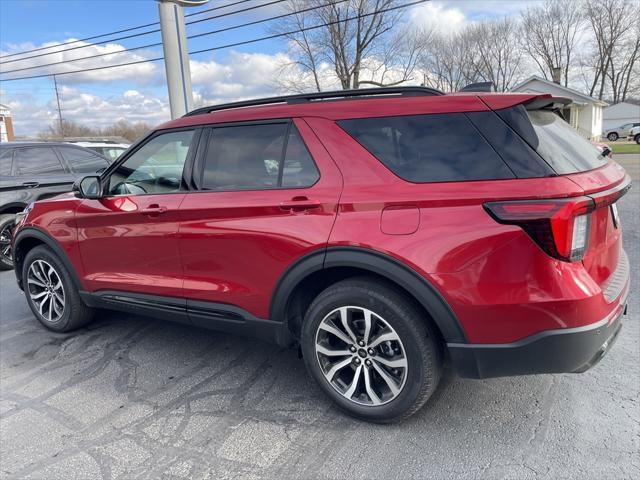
[[459, 82, 496, 93], [184, 86, 445, 117]]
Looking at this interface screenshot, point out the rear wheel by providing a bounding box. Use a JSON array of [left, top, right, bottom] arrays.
[[635, 134, 640, 145], [301, 277, 442, 423], [607, 132, 618, 141], [22, 245, 94, 332], [0, 214, 15, 270]]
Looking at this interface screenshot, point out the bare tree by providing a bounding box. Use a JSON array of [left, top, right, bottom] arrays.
[[272, 0, 421, 91], [38, 119, 151, 142], [465, 17, 526, 92], [520, 0, 585, 86], [420, 31, 477, 92], [583, 0, 640, 101]]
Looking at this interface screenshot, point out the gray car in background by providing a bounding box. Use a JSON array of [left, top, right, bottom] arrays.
[[604, 122, 640, 141], [0, 142, 111, 269]]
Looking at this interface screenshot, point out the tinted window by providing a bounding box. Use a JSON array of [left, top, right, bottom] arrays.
[[466, 111, 553, 178], [339, 114, 514, 183], [15, 147, 65, 175], [282, 127, 319, 188], [59, 147, 109, 173], [202, 123, 319, 191], [525, 110, 606, 174], [203, 124, 285, 190], [0, 149, 13, 176], [109, 130, 193, 195]]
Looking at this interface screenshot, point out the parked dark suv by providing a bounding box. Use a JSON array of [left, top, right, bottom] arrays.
[[11, 88, 630, 422], [0, 142, 110, 269]]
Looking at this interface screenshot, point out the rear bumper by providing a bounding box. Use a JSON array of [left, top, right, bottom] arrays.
[[448, 295, 627, 379]]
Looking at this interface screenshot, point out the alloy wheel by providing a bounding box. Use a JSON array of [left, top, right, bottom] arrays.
[[0, 221, 13, 265], [27, 259, 66, 323], [315, 306, 408, 406]]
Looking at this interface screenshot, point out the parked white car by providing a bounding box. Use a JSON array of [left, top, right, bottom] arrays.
[[68, 141, 129, 160], [627, 126, 640, 144]]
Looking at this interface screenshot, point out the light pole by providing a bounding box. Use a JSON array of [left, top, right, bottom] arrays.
[[157, 0, 209, 119]]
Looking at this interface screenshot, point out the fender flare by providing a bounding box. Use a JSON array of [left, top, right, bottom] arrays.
[[270, 246, 468, 344], [12, 227, 83, 291]]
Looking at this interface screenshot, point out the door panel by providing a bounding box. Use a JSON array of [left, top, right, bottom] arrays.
[[75, 128, 197, 296], [76, 193, 185, 296], [179, 118, 342, 320]]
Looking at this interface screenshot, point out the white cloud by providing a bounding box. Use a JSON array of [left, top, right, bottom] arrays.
[[190, 51, 292, 103], [2, 50, 297, 137], [0, 39, 160, 84], [409, 2, 467, 34]]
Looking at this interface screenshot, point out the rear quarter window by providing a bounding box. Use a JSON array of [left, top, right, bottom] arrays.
[[497, 106, 607, 174], [338, 113, 515, 183]]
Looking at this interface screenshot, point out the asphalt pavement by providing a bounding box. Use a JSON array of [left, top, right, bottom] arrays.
[[1, 155, 638, 480]]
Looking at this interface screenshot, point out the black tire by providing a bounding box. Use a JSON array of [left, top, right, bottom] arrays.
[[301, 277, 442, 423], [0, 214, 15, 271], [635, 134, 640, 145], [607, 132, 618, 142], [22, 245, 94, 332]]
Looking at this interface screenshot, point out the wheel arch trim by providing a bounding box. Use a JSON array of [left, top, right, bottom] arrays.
[[270, 246, 468, 344], [12, 227, 83, 291]]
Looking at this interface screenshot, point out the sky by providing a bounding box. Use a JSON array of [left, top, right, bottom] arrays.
[[0, 0, 541, 137]]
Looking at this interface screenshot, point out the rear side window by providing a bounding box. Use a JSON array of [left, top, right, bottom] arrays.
[[59, 147, 109, 173], [497, 106, 607, 174], [338, 114, 514, 183], [202, 123, 319, 191], [15, 147, 65, 175]]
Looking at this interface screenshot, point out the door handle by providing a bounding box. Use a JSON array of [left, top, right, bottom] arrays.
[[22, 182, 39, 188], [140, 205, 167, 215], [279, 196, 321, 212]]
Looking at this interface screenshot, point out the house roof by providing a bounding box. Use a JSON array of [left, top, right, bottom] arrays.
[[511, 76, 608, 107]]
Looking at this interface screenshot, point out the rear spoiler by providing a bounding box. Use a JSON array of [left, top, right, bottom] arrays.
[[523, 96, 572, 111]]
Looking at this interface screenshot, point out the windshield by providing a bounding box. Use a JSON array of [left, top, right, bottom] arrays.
[[526, 110, 607, 174]]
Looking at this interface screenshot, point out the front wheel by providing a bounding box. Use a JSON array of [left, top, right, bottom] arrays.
[[301, 277, 442, 423], [607, 132, 618, 142], [22, 245, 95, 332], [635, 134, 640, 145], [0, 214, 15, 270]]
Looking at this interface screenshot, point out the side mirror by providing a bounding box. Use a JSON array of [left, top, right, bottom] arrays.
[[73, 175, 102, 199]]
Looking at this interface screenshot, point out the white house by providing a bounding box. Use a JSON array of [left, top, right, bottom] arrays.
[[0, 103, 14, 142], [511, 76, 607, 140], [603, 101, 640, 131]]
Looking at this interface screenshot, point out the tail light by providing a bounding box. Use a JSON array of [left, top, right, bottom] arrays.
[[484, 197, 595, 262]]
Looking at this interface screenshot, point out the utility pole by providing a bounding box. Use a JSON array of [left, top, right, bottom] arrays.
[[157, 0, 208, 119], [52, 74, 64, 138]]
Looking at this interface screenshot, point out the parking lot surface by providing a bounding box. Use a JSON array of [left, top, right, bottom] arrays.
[[1, 156, 638, 480]]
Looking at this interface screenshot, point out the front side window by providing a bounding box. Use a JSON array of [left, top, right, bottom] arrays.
[[15, 147, 66, 175], [108, 130, 194, 195], [90, 146, 127, 160], [202, 123, 319, 191], [339, 114, 514, 183], [0, 149, 13, 176], [59, 147, 109, 173]]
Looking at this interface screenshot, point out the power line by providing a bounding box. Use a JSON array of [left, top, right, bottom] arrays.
[[0, 0, 427, 83], [0, 0, 350, 75], [0, 0, 286, 65], [0, 0, 259, 61]]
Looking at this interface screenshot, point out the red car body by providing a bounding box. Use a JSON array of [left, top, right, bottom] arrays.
[[12, 89, 630, 380]]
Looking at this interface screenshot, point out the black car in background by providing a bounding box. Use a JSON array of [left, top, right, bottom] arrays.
[[0, 142, 111, 269]]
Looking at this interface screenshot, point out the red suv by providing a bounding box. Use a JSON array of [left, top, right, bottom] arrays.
[[12, 87, 630, 422]]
